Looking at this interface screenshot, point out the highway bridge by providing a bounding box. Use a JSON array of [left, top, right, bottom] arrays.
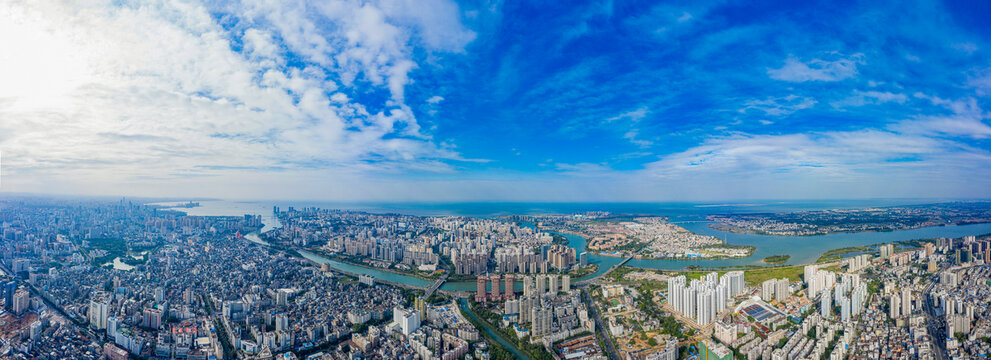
[[576, 254, 635, 286], [424, 273, 448, 298]]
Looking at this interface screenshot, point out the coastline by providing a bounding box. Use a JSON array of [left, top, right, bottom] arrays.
[[708, 219, 991, 237]]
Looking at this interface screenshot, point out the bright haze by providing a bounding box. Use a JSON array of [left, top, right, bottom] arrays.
[[2, 0, 991, 202]]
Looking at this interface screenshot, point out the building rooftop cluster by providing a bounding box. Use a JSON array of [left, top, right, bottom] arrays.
[[529, 215, 746, 259], [0, 197, 492, 360], [264, 207, 566, 280]]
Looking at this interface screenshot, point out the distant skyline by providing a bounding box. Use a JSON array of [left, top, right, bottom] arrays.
[[2, 0, 991, 202]]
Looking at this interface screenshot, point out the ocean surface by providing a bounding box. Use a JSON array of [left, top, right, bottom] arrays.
[[159, 199, 991, 291]]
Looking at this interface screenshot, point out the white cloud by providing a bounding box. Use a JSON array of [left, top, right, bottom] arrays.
[[970, 69, 991, 96], [555, 162, 611, 173], [893, 99, 991, 139], [767, 54, 864, 82], [953, 42, 978, 55], [638, 129, 991, 199], [741, 95, 817, 116], [831, 90, 907, 108], [606, 106, 652, 147], [427, 95, 445, 104], [0, 0, 475, 196]]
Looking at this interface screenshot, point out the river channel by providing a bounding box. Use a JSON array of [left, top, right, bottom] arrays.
[[182, 201, 991, 292]]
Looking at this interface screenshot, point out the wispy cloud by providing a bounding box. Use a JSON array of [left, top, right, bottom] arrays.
[[831, 90, 908, 108], [893, 94, 991, 139], [767, 54, 864, 82], [741, 95, 817, 116]]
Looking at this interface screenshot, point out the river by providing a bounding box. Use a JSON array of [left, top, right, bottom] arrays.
[[458, 298, 531, 360], [165, 200, 991, 292]]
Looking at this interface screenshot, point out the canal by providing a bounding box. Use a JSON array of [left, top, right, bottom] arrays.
[[458, 298, 531, 360]]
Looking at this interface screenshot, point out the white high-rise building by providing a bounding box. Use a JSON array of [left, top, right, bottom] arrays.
[[696, 289, 715, 325], [668, 276, 686, 313], [889, 294, 901, 319], [393, 307, 420, 335], [667, 274, 732, 326], [88, 294, 110, 330], [821, 291, 830, 317], [724, 271, 745, 296], [775, 279, 790, 301], [840, 296, 851, 322], [536, 275, 547, 295], [548, 275, 558, 295], [715, 284, 728, 310], [901, 288, 912, 316], [561, 275, 571, 293]]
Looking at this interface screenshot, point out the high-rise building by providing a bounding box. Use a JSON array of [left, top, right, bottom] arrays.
[[697, 289, 715, 325], [12, 289, 29, 315], [775, 279, 790, 301], [901, 288, 911, 317], [579, 252, 588, 268], [724, 271, 745, 296], [3, 281, 15, 311], [523, 276, 534, 297], [108, 317, 119, 337], [489, 274, 501, 300], [548, 275, 558, 295], [275, 313, 289, 332], [504, 275, 515, 300], [536, 274, 547, 295], [154, 287, 164, 303], [89, 293, 110, 330], [820, 291, 830, 317], [143, 308, 162, 329], [761, 279, 776, 301], [889, 294, 901, 319], [530, 306, 553, 336], [840, 296, 851, 322], [414, 296, 427, 321], [393, 307, 420, 335], [880, 244, 894, 259], [30, 320, 42, 341], [475, 276, 487, 302], [561, 275, 570, 293]]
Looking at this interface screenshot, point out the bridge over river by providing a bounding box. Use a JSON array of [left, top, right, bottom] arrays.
[[576, 254, 634, 286]]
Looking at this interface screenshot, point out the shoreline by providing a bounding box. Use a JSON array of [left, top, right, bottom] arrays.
[[708, 220, 991, 237]]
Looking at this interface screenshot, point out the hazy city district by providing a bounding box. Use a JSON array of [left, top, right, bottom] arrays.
[[708, 202, 991, 236], [1, 197, 990, 360]]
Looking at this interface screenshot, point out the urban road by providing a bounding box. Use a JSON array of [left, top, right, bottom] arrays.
[[582, 287, 620, 360], [923, 266, 949, 360]]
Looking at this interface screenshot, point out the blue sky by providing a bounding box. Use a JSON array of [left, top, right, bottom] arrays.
[[1, 0, 990, 201]]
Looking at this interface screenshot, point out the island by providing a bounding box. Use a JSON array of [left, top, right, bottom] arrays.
[[762, 254, 790, 264]]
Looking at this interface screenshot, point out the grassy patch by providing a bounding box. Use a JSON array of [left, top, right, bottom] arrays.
[[816, 246, 871, 263], [762, 254, 790, 264], [667, 265, 805, 286]]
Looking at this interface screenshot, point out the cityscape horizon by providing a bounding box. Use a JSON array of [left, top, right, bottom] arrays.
[[3, 0, 991, 359]]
